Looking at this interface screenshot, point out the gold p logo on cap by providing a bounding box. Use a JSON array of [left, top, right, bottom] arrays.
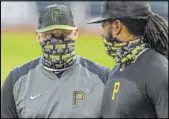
[[51, 8, 60, 21]]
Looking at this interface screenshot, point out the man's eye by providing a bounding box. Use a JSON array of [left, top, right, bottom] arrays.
[[41, 34, 51, 40], [46, 34, 52, 39], [53, 33, 59, 37]]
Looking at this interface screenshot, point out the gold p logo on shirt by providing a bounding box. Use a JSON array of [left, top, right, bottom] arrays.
[[73, 91, 85, 106], [112, 81, 120, 100]]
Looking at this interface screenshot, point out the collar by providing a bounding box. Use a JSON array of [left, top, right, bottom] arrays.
[[39, 55, 80, 74]]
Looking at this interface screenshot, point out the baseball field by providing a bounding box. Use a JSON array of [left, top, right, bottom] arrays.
[[1, 32, 116, 86]]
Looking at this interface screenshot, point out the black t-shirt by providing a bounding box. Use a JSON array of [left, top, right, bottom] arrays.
[[101, 49, 168, 118]]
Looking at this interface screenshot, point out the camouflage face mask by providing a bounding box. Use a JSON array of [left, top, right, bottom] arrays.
[[39, 35, 76, 72], [102, 27, 147, 70]]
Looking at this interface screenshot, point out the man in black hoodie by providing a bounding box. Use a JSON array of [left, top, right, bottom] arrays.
[[87, 1, 168, 118]]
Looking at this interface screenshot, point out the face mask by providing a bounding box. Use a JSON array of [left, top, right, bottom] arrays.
[[102, 26, 147, 69], [39, 34, 76, 72]]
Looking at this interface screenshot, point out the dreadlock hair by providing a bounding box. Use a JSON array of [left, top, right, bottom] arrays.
[[116, 14, 168, 59], [144, 15, 168, 59]]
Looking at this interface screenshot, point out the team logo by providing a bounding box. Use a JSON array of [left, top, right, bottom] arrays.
[[112, 81, 120, 100], [73, 91, 85, 106], [51, 8, 60, 21]]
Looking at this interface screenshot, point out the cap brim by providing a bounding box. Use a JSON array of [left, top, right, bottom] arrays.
[[36, 25, 76, 33], [87, 17, 109, 24]]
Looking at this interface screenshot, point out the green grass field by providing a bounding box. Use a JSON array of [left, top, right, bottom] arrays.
[[1, 32, 116, 86]]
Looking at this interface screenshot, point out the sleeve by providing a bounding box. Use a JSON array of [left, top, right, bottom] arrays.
[[103, 68, 111, 84], [103, 65, 118, 84], [1, 71, 18, 118], [147, 78, 168, 118]]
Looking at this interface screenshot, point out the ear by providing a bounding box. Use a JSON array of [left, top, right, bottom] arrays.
[[36, 32, 41, 42], [71, 27, 78, 40], [74, 27, 79, 37], [111, 20, 122, 36]]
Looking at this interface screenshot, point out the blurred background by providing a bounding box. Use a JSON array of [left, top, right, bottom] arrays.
[[1, 1, 168, 85]]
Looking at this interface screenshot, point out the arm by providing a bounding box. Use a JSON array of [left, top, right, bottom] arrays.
[[147, 78, 168, 118], [1, 72, 18, 118]]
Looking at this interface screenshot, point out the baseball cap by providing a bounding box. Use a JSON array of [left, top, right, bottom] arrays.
[[36, 4, 76, 33], [87, 1, 153, 24]]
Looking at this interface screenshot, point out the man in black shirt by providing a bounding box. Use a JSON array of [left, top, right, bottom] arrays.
[[87, 1, 168, 118]]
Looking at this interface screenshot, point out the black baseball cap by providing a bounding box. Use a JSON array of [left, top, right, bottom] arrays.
[[36, 4, 76, 33], [87, 1, 153, 24]]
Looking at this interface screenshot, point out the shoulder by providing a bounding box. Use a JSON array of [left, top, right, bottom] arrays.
[[10, 57, 41, 85], [79, 56, 111, 84], [119, 49, 168, 83], [140, 51, 168, 106], [143, 50, 168, 90], [2, 57, 41, 98], [147, 50, 168, 76], [137, 50, 168, 81], [137, 49, 168, 70], [123, 49, 168, 95]]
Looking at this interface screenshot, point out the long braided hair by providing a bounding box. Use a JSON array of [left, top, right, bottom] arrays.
[[144, 14, 168, 59], [117, 14, 168, 59]]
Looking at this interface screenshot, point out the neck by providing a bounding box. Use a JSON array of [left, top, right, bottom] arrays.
[[42, 55, 77, 72], [115, 38, 146, 69], [131, 35, 142, 41], [120, 34, 141, 42]]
